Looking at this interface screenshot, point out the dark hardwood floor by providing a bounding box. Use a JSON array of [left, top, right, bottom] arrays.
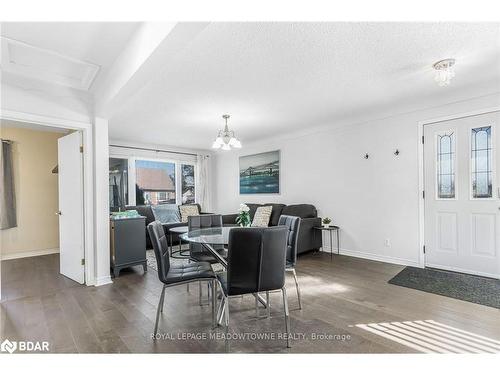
[[1, 252, 499, 353]]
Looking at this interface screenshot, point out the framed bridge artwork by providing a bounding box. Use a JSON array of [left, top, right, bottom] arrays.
[[239, 150, 280, 194]]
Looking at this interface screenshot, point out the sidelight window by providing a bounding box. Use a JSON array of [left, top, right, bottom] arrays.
[[471, 126, 493, 198], [437, 132, 456, 199]]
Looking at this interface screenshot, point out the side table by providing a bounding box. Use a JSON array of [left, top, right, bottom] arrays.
[[313, 226, 340, 261], [168, 225, 189, 259]]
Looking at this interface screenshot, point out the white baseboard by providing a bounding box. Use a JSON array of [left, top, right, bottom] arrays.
[[1, 248, 59, 260], [94, 275, 113, 287], [320, 246, 420, 268]]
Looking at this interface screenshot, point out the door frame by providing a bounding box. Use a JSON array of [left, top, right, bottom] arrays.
[[418, 106, 500, 276], [0, 109, 96, 286]]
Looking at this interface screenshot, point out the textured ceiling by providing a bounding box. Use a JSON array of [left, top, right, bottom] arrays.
[[2, 22, 499, 149], [108, 22, 500, 150]]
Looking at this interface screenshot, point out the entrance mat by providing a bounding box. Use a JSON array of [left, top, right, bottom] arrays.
[[388, 266, 500, 309]]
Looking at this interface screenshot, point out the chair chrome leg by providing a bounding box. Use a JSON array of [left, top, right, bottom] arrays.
[[154, 285, 166, 337], [291, 268, 302, 310], [266, 291, 271, 318], [255, 293, 259, 318], [282, 287, 291, 348], [199, 281, 202, 306], [225, 297, 230, 352], [197, 281, 210, 306], [207, 282, 211, 305], [159, 284, 166, 313], [211, 280, 217, 328], [187, 259, 190, 293], [217, 297, 226, 326]]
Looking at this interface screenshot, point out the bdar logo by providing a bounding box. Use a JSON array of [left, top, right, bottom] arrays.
[[1, 339, 17, 354]]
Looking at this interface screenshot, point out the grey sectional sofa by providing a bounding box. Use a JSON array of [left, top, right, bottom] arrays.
[[222, 203, 322, 254]]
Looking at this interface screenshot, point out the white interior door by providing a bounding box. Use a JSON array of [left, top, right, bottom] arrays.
[[58, 131, 85, 284], [424, 111, 500, 278]]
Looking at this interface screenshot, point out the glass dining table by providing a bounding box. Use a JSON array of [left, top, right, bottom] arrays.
[[180, 226, 269, 322], [180, 226, 232, 268]]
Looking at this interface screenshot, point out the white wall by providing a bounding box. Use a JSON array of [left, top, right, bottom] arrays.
[[213, 92, 500, 266], [1, 78, 93, 124], [0, 125, 63, 259]]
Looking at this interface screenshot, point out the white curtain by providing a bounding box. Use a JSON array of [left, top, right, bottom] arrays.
[[196, 154, 211, 212]]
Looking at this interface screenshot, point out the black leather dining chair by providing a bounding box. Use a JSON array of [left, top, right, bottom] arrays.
[[187, 214, 227, 305], [278, 215, 302, 310], [147, 221, 217, 337], [217, 226, 291, 350]]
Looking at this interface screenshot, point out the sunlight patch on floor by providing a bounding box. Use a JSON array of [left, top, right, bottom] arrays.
[[355, 319, 500, 353], [293, 275, 350, 293]]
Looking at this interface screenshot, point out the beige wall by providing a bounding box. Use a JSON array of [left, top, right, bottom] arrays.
[[1, 126, 64, 258]]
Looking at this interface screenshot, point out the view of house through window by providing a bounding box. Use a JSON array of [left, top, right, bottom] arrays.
[[135, 160, 176, 205]]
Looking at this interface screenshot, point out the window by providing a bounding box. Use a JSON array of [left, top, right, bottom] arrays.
[[471, 126, 493, 198], [109, 158, 128, 211], [437, 132, 456, 199], [181, 164, 196, 204], [135, 160, 176, 205]]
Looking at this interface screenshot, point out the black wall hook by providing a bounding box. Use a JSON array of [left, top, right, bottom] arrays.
[[394, 149, 400, 156], [364, 153, 369, 159]]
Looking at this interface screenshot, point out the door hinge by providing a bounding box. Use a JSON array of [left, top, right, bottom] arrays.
[[81, 258, 85, 266], [423, 245, 426, 254], [80, 145, 84, 153], [422, 135, 425, 144], [422, 190, 425, 199]]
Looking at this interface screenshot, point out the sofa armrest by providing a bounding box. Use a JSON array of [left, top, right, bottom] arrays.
[[297, 217, 322, 254], [222, 214, 238, 225]]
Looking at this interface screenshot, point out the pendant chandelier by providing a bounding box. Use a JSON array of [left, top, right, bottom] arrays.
[[211, 114, 242, 150]]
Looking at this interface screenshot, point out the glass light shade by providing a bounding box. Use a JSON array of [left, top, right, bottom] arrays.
[[434, 61, 455, 87], [435, 69, 454, 86], [212, 140, 221, 149], [228, 137, 237, 146], [221, 143, 231, 151], [232, 139, 242, 148], [215, 136, 224, 145]]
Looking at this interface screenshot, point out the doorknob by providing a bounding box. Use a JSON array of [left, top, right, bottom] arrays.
[[56, 211, 62, 215]]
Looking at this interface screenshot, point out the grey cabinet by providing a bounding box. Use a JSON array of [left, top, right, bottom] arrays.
[[110, 216, 147, 277]]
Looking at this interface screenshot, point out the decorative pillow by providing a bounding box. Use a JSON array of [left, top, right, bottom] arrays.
[[179, 204, 200, 223], [151, 204, 180, 224], [251, 206, 273, 227]]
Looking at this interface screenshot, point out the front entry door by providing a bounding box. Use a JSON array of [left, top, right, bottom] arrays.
[[58, 131, 85, 284], [424, 111, 500, 278]]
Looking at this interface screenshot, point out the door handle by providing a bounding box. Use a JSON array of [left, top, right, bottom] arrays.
[[56, 211, 62, 215]]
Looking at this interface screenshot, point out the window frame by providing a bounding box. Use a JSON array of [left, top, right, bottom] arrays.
[[435, 129, 458, 201], [108, 152, 197, 207]]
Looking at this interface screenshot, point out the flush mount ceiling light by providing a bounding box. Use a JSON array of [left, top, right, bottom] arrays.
[[433, 58, 456, 87], [211, 114, 242, 150]]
